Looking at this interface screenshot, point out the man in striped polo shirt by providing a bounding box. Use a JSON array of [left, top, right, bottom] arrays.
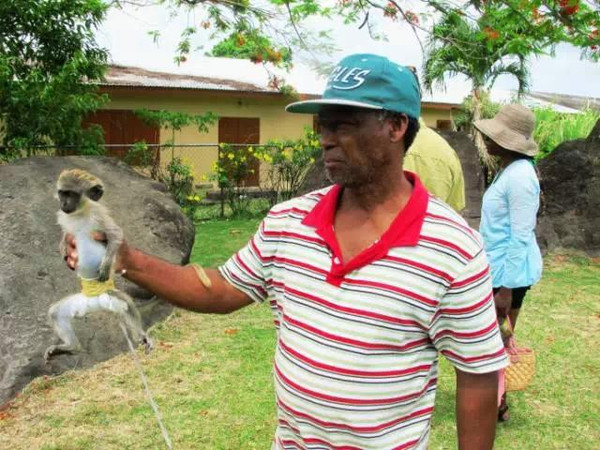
[[66, 54, 508, 449]]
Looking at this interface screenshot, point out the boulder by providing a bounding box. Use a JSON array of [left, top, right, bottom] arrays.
[[536, 121, 600, 255], [0, 156, 195, 405], [298, 130, 485, 228]]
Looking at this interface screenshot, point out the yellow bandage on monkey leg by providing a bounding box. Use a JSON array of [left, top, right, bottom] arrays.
[[189, 263, 212, 289], [81, 278, 116, 297]]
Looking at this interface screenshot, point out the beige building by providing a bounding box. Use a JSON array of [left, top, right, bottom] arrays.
[[88, 63, 459, 186]]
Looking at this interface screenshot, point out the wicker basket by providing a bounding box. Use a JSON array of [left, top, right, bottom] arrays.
[[505, 343, 536, 391]]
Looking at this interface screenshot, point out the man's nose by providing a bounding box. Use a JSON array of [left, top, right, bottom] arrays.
[[319, 128, 337, 151]]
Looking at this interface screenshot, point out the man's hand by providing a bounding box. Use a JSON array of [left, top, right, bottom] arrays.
[[456, 369, 498, 450], [65, 233, 253, 314], [64, 233, 78, 271], [64, 232, 128, 273], [494, 287, 512, 318]]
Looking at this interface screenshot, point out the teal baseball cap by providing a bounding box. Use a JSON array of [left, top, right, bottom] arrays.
[[286, 53, 421, 119]]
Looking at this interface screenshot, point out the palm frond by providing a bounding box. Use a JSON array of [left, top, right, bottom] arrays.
[[486, 59, 530, 95]]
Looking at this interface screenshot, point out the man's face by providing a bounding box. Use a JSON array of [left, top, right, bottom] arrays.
[[317, 106, 398, 188]]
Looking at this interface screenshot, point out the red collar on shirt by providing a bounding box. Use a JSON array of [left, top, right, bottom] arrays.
[[302, 171, 429, 285]]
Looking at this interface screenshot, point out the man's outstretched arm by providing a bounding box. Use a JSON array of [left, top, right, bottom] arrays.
[[66, 235, 254, 314], [455, 369, 498, 450]]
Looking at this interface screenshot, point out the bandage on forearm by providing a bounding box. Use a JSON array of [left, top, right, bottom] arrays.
[[189, 263, 212, 289]]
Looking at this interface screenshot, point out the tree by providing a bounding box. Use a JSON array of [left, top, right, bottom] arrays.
[[454, 91, 502, 133], [0, 0, 109, 160], [133, 109, 218, 207], [423, 6, 534, 166], [120, 1, 599, 68]]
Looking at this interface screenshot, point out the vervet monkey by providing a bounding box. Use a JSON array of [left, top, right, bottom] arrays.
[[44, 169, 152, 361]]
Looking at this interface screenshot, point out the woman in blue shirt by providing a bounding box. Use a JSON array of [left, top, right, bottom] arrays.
[[475, 104, 543, 421]]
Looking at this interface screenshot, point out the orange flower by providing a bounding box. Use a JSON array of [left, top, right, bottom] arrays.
[[483, 26, 500, 40], [405, 11, 419, 25], [559, 0, 580, 16]]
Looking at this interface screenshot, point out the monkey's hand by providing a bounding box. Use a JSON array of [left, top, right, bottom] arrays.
[[97, 260, 112, 282]]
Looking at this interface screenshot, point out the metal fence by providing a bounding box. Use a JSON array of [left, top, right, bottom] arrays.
[[2, 143, 263, 188]]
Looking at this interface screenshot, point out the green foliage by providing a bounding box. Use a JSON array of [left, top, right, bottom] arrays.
[[130, 109, 218, 220], [422, 3, 540, 169], [160, 156, 195, 206], [132, 107, 217, 180], [0, 0, 109, 159], [467, 0, 600, 61], [210, 27, 293, 68], [423, 7, 533, 95], [209, 143, 259, 218], [155, 0, 336, 68], [208, 128, 321, 218], [135, 109, 218, 137], [533, 108, 600, 158], [146, 0, 599, 77], [124, 141, 154, 168], [454, 91, 502, 131], [257, 128, 321, 203]]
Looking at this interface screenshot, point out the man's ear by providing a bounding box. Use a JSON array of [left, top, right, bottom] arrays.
[[389, 114, 409, 143], [87, 185, 104, 201]]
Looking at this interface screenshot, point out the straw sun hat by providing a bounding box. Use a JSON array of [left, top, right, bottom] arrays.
[[474, 104, 538, 157]]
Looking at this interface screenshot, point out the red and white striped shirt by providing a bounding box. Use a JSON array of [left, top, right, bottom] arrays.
[[220, 173, 508, 449]]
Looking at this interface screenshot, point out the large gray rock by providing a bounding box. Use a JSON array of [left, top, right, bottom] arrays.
[[299, 130, 485, 228], [0, 156, 195, 405], [536, 121, 600, 255]]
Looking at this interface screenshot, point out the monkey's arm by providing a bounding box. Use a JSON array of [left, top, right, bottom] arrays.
[[65, 235, 253, 314], [95, 210, 123, 282]]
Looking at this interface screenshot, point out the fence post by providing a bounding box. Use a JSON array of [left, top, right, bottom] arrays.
[[220, 186, 225, 218]]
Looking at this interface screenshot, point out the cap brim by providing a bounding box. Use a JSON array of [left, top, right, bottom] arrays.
[[285, 98, 383, 114]]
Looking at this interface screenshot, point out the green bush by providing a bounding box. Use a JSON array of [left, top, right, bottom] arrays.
[[454, 91, 502, 132], [257, 128, 321, 204], [208, 143, 259, 218], [454, 92, 599, 161], [533, 108, 599, 159], [159, 156, 196, 220], [208, 129, 321, 218]]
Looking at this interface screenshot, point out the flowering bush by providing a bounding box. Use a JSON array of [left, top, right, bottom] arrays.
[[160, 156, 194, 205], [256, 128, 321, 204], [209, 129, 321, 216], [209, 143, 260, 217]]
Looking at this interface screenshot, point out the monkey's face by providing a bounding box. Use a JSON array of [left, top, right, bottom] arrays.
[[56, 169, 104, 214], [58, 190, 82, 214]]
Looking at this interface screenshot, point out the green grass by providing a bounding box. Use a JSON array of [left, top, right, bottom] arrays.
[[1, 221, 598, 449], [190, 197, 272, 222], [429, 253, 600, 449]]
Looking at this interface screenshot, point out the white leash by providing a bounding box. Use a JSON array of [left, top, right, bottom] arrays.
[[119, 322, 173, 450]]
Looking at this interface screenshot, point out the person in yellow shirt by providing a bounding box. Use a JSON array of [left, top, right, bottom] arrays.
[[404, 119, 466, 212]]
